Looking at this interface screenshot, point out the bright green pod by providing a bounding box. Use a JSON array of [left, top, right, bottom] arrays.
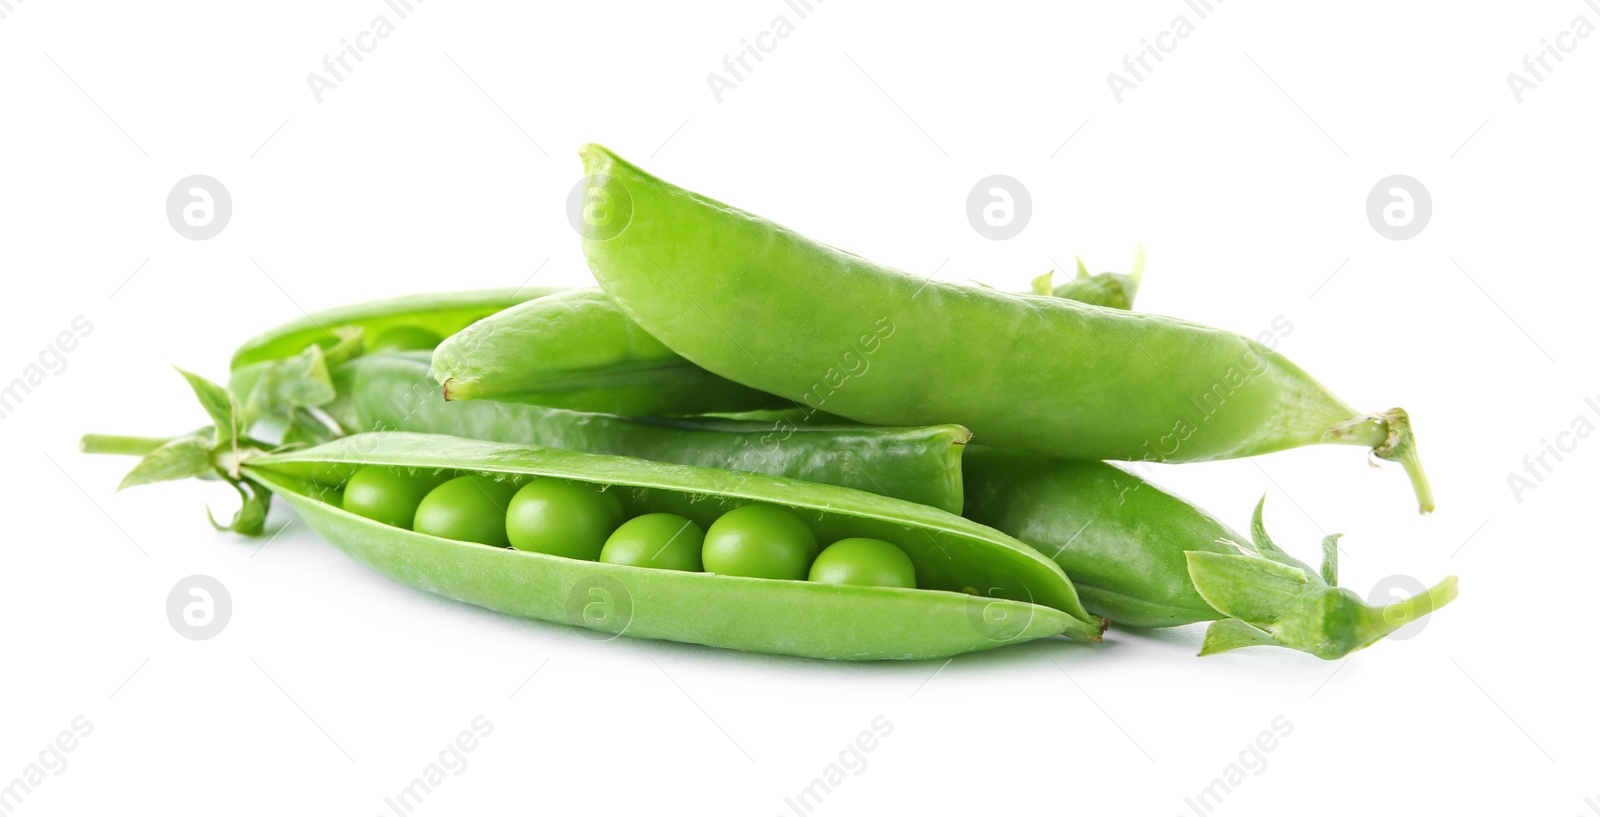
[[230, 288, 562, 371], [962, 447, 1456, 659], [244, 432, 1104, 659], [323, 352, 970, 513], [962, 446, 1237, 628], [432, 288, 786, 415], [430, 280, 1139, 416], [575, 144, 1433, 513], [225, 288, 562, 445]]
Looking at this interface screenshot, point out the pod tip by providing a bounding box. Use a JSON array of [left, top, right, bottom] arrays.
[[440, 377, 478, 402]]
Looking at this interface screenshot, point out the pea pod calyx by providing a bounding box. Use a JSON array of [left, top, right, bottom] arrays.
[[1031, 244, 1145, 311], [1184, 498, 1457, 660]]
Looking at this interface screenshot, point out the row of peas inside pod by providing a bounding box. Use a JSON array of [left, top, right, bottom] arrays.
[[332, 464, 918, 588]]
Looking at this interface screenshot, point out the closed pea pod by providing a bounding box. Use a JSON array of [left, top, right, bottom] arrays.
[[81, 354, 973, 514], [324, 352, 971, 513], [432, 268, 1146, 414], [225, 288, 563, 448], [962, 446, 1457, 658], [367, 326, 444, 353], [432, 288, 787, 415], [575, 145, 1434, 512], [230, 288, 561, 371]]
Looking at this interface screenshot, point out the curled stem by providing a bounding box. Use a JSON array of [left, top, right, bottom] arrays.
[[1324, 407, 1435, 514]]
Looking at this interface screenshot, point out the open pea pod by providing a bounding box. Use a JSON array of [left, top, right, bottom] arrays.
[[242, 432, 1102, 659]]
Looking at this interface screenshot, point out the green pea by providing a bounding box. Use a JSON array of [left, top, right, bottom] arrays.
[[341, 466, 444, 529], [414, 474, 518, 547], [702, 504, 818, 580], [505, 479, 625, 560], [809, 538, 916, 589], [367, 326, 443, 352], [599, 513, 705, 572]]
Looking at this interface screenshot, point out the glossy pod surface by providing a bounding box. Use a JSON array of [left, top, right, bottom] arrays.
[[324, 352, 970, 513], [248, 433, 1104, 658], [432, 288, 786, 415], [962, 446, 1238, 628], [577, 145, 1433, 511]]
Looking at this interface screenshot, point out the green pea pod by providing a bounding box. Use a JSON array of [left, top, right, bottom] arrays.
[[237, 432, 1101, 658], [1030, 246, 1144, 311], [433, 278, 1141, 416], [431, 288, 787, 415], [962, 446, 1456, 658], [225, 288, 563, 445], [231, 288, 562, 370], [324, 352, 969, 513], [575, 144, 1434, 513]]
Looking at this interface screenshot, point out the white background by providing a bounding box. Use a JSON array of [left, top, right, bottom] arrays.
[[2, 1, 1595, 814]]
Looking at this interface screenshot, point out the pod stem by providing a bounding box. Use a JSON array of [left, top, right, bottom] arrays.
[[1352, 575, 1459, 647], [82, 371, 276, 535], [1185, 497, 1457, 659], [80, 433, 176, 457], [1323, 407, 1434, 514]]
